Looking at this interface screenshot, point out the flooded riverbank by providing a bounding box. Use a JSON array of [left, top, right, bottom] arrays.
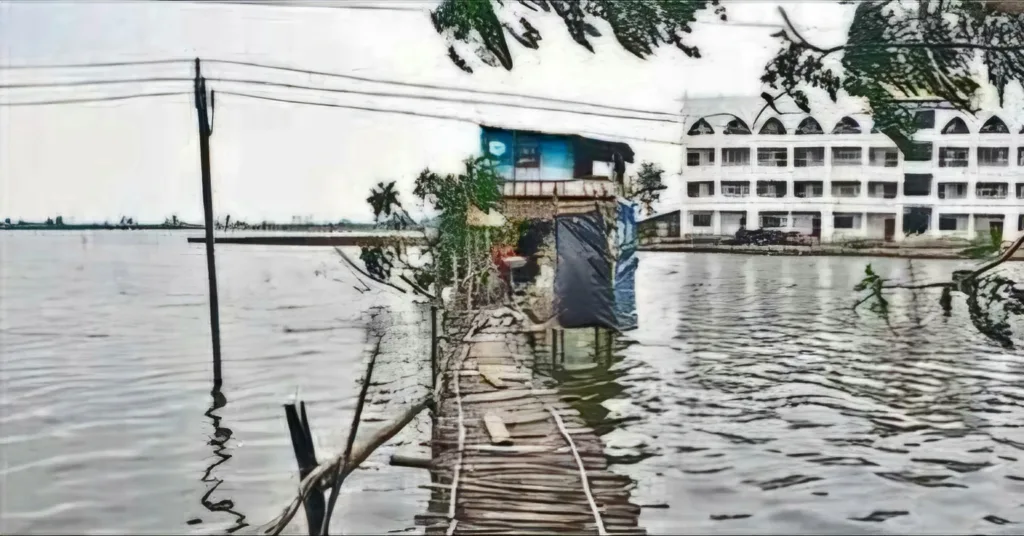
[[1, 232, 1022, 533]]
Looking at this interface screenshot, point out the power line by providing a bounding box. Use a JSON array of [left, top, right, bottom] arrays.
[[148, 0, 425, 11], [205, 59, 682, 120], [0, 74, 680, 123], [0, 58, 191, 70], [0, 57, 683, 120], [216, 90, 683, 146], [207, 77, 679, 124], [0, 91, 190, 107], [0, 77, 192, 89]]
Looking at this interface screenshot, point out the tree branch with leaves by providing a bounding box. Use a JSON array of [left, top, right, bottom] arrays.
[[763, 1, 1024, 152], [354, 156, 505, 305], [431, 0, 725, 73]]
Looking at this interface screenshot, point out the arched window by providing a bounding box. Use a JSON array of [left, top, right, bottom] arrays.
[[980, 115, 1009, 134], [687, 118, 714, 135], [758, 117, 786, 135], [724, 117, 751, 135], [796, 117, 823, 134], [941, 117, 970, 134], [832, 116, 861, 134]]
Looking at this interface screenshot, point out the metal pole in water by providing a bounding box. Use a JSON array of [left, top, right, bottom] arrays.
[[194, 58, 222, 387]]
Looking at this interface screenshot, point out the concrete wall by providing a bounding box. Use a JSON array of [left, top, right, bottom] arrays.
[[865, 213, 893, 239], [721, 212, 745, 235], [831, 212, 864, 240]]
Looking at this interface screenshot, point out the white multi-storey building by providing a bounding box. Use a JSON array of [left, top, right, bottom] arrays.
[[674, 96, 1024, 243]]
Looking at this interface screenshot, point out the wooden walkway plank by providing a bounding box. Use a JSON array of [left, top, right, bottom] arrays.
[[423, 308, 646, 536]]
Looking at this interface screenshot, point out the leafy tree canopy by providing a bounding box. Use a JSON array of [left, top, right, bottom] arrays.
[[624, 161, 666, 217], [764, 0, 1024, 152], [432, 0, 725, 72]]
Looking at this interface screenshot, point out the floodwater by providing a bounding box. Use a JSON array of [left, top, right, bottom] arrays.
[[1, 232, 1023, 534]]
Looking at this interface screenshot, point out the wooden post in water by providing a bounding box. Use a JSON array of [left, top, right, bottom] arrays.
[[602, 330, 610, 366], [560, 329, 566, 368], [430, 305, 438, 391], [193, 58, 222, 387], [550, 328, 557, 371], [284, 401, 325, 536]]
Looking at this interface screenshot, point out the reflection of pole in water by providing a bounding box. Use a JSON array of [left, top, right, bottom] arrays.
[[193, 386, 248, 533]]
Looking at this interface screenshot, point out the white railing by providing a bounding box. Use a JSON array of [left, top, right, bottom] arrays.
[[501, 179, 619, 198]]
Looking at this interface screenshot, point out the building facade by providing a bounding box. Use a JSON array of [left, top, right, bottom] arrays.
[[675, 96, 1024, 243]]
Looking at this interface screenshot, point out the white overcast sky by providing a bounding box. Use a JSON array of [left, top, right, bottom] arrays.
[[0, 0, 853, 224]]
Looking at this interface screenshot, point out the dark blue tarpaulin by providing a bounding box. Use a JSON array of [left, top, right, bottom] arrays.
[[554, 210, 617, 330], [614, 200, 638, 331]]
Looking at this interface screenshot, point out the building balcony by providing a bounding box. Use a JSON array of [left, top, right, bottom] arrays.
[[933, 166, 971, 181], [684, 165, 718, 180], [719, 165, 754, 181], [829, 166, 866, 181], [501, 179, 619, 198]]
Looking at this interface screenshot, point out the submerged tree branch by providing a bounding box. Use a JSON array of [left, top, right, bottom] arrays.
[[258, 396, 432, 536], [333, 246, 409, 295], [964, 233, 1024, 282], [319, 332, 382, 535]]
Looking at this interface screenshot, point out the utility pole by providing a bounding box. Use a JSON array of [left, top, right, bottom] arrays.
[[194, 58, 222, 387]]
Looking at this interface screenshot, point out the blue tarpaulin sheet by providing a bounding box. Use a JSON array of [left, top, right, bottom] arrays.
[[554, 210, 618, 330], [614, 200, 638, 331]]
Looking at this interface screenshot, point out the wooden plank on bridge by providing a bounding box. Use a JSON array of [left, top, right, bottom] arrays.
[[423, 308, 646, 536]]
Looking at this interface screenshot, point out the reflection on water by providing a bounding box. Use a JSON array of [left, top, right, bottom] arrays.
[[536, 254, 1023, 533], [196, 386, 248, 533], [0, 232, 430, 534], [607, 253, 1024, 534]]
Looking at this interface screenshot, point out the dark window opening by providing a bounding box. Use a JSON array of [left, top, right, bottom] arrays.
[[757, 147, 788, 167], [980, 115, 1009, 134], [795, 181, 823, 198], [795, 147, 825, 167], [692, 213, 712, 227], [941, 117, 970, 134], [938, 147, 969, 168], [903, 207, 931, 235], [724, 118, 752, 135], [688, 118, 714, 136], [832, 116, 862, 134], [914, 110, 935, 129], [834, 215, 856, 229], [515, 143, 540, 168], [939, 216, 960, 231], [687, 149, 715, 166], [760, 214, 787, 228], [687, 182, 714, 197], [904, 174, 932, 196], [756, 181, 788, 198], [904, 141, 933, 162], [978, 147, 1009, 166], [796, 117, 823, 134], [759, 118, 786, 135], [869, 182, 898, 199]]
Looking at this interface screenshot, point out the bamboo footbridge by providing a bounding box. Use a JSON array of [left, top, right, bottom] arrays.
[[258, 306, 644, 536], [417, 307, 645, 536]]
